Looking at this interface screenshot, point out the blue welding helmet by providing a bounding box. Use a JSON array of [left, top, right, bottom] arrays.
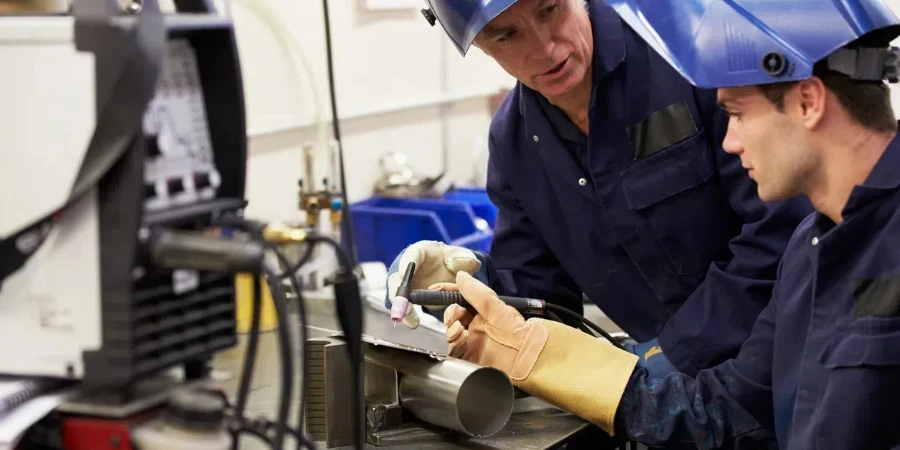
[[421, 0, 519, 56], [608, 0, 900, 88]]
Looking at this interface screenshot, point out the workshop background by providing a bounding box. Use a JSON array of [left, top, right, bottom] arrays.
[[180, 0, 900, 226], [185, 0, 516, 224]]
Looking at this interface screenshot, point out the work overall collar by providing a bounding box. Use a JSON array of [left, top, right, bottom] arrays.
[[812, 128, 900, 237]]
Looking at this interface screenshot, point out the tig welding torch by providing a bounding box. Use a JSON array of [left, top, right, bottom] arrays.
[[408, 289, 547, 315], [396, 262, 624, 349]]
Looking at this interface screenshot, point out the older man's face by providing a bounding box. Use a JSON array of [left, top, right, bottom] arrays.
[[474, 0, 593, 100]]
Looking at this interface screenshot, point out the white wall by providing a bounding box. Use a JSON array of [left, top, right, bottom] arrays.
[[207, 0, 516, 222]]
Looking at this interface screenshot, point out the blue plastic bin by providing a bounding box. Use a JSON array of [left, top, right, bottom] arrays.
[[350, 190, 498, 267], [443, 187, 498, 228]]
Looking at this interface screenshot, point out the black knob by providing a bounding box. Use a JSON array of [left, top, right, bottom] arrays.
[[165, 389, 226, 430], [421, 8, 437, 26], [762, 52, 787, 77]]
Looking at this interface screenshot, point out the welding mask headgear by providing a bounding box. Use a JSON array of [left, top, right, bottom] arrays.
[[421, 0, 520, 56], [608, 0, 900, 88]]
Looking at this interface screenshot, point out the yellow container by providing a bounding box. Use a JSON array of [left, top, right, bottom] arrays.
[[234, 273, 279, 333]]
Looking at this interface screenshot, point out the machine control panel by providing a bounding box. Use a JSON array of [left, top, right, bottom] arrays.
[[143, 39, 221, 211]]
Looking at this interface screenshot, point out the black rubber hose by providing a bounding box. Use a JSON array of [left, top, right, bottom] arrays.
[[263, 243, 317, 450], [307, 234, 352, 269], [276, 242, 315, 280], [321, 0, 358, 268], [233, 275, 262, 423], [235, 426, 274, 448], [331, 269, 364, 449], [544, 309, 594, 336], [312, 234, 364, 449], [263, 264, 295, 450], [544, 303, 623, 350]]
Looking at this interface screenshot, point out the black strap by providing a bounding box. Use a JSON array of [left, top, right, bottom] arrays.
[[0, 0, 166, 286], [827, 46, 900, 83]]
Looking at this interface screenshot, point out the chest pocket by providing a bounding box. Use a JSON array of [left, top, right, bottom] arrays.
[[619, 129, 716, 278], [821, 276, 900, 368], [815, 316, 900, 448], [819, 317, 900, 368]]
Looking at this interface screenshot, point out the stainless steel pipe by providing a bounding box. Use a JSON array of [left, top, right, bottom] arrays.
[[363, 341, 515, 438]]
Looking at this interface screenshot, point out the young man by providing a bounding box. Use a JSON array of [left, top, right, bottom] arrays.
[[441, 0, 900, 448], [387, 0, 812, 380]]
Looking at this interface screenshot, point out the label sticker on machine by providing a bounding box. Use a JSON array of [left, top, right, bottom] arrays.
[[172, 269, 199, 295]]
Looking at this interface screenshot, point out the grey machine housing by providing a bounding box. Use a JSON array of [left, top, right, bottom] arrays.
[[0, 0, 248, 393]]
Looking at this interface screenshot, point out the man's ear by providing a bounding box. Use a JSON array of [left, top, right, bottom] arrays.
[[795, 76, 827, 130]]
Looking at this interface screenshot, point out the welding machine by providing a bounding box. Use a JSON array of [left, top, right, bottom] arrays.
[[0, 0, 246, 392]]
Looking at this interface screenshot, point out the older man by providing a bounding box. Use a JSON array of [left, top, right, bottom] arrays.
[[388, 0, 811, 380]]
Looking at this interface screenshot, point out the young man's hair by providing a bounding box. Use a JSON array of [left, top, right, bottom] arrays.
[[757, 34, 898, 133], [757, 69, 897, 133]]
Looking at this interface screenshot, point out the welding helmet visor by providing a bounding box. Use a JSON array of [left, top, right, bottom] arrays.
[[421, 0, 520, 56], [608, 0, 900, 88]]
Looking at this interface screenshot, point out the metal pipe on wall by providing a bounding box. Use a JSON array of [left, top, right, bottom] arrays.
[[438, 18, 451, 179], [364, 342, 515, 438]]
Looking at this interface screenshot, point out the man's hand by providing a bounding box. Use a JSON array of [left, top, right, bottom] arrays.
[[385, 241, 481, 329], [624, 338, 679, 376], [443, 272, 640, 436], [442, 273, 547, 379]]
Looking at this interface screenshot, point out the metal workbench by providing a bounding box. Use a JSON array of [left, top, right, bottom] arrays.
[[210, 291, 605, 450]]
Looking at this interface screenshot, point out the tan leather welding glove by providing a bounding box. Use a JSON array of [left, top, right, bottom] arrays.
[[387, 241, 481, 329], [444, 272, 639, 436]]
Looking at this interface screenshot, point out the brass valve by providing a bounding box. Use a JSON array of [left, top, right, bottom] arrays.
[[262, 222, 309, 244]]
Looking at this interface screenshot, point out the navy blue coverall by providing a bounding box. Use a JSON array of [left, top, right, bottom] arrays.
[[481, 0, 813, 376], [615, 129, 900, 450]]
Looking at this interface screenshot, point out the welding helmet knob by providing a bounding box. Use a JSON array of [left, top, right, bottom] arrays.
[[421, 8, 436, 26]]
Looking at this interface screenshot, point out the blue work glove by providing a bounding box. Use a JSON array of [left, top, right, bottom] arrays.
[[384, 241, 490, 328], [623, 338, 679, 376]]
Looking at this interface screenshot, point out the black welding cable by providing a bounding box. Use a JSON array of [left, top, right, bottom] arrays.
[[146, 228, 305, 448], [228, 404, 317, 449], [233, 275, 262, 428], [308, 233, 364, 449], [543, 309, 562, 323], [263, 263, 295, 450], [236, 426, 275, 447], [260, 419, 317, 450], [321, 0, 358, 268], [307, 234, 352, 269], [544, 309, 588, 334], [544, 309, 594, 337], [263, 243, 317, 450], [276, 242, 315, 280], [544, 303, 623, 350]]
